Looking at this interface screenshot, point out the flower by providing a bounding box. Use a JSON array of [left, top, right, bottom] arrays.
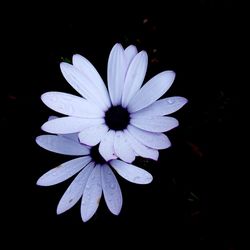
[[36, 125, 153, 222], [41, 43, 187, 163]]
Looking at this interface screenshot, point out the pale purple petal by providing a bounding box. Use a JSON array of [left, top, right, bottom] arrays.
[[57, 162, 95, 214], [124, 45, 138, 68], [41, 92, 104, 118], [60, 62, 107, 110], [99, 130, 117, 161], [48, 115, 58, 121], [122, 51, 148, 107], [131, 96, 188, 117], [114, 131, 136, 163], [78, 124, 109, 146], [123, 130, 159, 160], [36, 156, 92, 186], [107, 43, 126, 106], [110, 160, 153, 184], [59, 133, 80, 143], [101, 164, 122, 215], [41, 117, 105, 134], [127, 125, 171, 149], [128, 71, 176, 112], [81, 164, 102, 222], [130, 116, 179, 132], [72, 54, 111, 109], [36, 135, 89, 155]]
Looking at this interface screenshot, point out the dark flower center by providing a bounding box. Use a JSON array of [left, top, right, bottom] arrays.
[[90, 145, 106, 165], [105, 105, 130, 131]]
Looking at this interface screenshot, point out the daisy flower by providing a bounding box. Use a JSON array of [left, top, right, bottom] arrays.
[[41, 43, 187, 163], [36, 124, 153, 222]]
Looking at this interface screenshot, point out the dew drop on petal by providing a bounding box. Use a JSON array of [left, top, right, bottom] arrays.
[[167, 98, 175, 104]]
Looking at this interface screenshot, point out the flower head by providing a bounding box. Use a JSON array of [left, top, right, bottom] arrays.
[[41, 43, 187, 163], [36, 119, 153, 222]]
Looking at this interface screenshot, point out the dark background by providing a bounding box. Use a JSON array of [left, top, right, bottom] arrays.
[[3, 1, 243, 249]]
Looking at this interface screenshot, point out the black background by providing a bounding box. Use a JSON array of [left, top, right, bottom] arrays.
[[3, 1, 243, 249]]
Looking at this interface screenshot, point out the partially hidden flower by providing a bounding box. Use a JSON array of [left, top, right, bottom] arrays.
[[36, 125, 153, 222], [41, 43, 187, 163]]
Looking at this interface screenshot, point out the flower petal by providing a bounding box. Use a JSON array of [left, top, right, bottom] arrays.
[[78, 124, 109, 146], [122, 51, 148, 107], [41, 92, 104, 118], [114, 131, 136, 163], [99, 130, 117, 161], [57, 162, 95, 214], [41, 117, 104, 134], [81, 164, 102, 222], [130, 116, 179, 132], [128, 71, 176, 112], [107, 43, 126, 105], [123, 130, 159, 160], [36, 156, 92, 186], [60, 62, 107, 110], [72, 54, 111, 109], [127, 125, 171, 149], [101, 164, 122, 215], [59, 133, 79, 142], [124, 45, 138, 69], [110, 160, 153, 184], [36, 135, 89, 155], [131, 96, 188, 117]]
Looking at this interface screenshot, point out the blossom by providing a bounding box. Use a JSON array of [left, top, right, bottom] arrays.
[[41, 43, 187, 163], [36, 128, 153, 222]]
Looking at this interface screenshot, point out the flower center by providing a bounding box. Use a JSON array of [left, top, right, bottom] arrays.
[[90, 145, 106, 165], [105, 105, 130, 131]]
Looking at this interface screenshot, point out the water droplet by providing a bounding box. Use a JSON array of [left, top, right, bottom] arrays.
[[110, 183, 115, 189], [167, 98, 174, 104], [86, 184, 90, 189]]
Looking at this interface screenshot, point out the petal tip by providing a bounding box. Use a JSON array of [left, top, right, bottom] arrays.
[[56, 206, 64, 215]]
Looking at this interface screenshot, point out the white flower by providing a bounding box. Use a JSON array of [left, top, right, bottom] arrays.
[[36, 130, 153, 222], [41, 43, 187, 163]]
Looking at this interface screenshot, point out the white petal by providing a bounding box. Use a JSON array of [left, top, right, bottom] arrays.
[[130, 116, 179, 132], [124, 45, 138, 69], [99, 130, 117, 161], [123, 130, 159, 160], [81, 164, 102, 222], [122, 51, 148, 107], [107, 43, 126, 105], [114, 131, 136, 163], [128, 71, 176, 112], [131, 96, 188, 117], [72, 54, 111, 109], [41, 117, 104, 134], [110, 160, 153, 184], [127, 125, 171, 149], [78, 124, 109, 146], [101, 164, 122, 215], [60, 62, 107, 110], [57, 162, 95, 214], [36, 135, 89, 155], [41, 92, 104, 118], [47, 115, 82, 142], [36, 156, 92, 186]]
